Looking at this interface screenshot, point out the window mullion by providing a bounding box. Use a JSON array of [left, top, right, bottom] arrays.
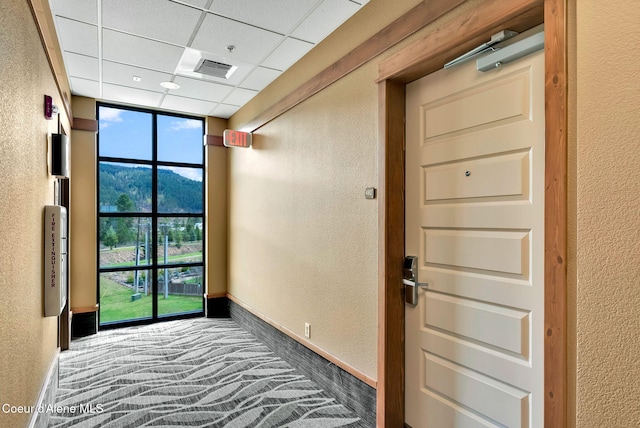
[[152, 112, 158, 320]]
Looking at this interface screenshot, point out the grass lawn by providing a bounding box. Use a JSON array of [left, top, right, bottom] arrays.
[[100, 276, 202, 324], [165, 252, 202, 262], [102, 251, 203, 268]]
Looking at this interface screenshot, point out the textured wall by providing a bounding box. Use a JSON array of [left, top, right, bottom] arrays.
[[205, 117, 228, 296], [0, 1, 69, 426], [574, 1, 640, 426], [70, 96, 97, 308], [227, 0, 482, 382], [226, 0, 486, 381], [228, 63, 379, 377]]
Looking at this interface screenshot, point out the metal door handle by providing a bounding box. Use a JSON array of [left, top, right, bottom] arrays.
[[403, 255, 428, 305], [404, 279, 428, 305], [403, 278, 428, 287]]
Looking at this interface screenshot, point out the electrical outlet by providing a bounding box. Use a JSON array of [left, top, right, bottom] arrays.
[[304, 323, 311, 338]]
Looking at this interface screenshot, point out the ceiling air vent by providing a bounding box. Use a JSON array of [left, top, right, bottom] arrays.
[[194, 58, 237, 79]]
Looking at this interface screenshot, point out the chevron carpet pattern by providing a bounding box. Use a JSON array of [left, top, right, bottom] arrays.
[[49, 318, 366, 427]]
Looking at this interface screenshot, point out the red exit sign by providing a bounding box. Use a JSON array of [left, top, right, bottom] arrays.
[[223, 129, 252, 148]]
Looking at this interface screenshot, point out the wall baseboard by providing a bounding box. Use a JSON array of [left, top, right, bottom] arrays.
[[205, 295, 230, 318], [28, 350, 59, 428], [228, 299, 376, 426], [71, 310, 97, 338]]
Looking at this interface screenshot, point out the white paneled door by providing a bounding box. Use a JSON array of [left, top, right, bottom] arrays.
[[404, 46, 545, 428]]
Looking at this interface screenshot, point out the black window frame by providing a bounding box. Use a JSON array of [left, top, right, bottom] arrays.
[[96, 102, 205, 329]]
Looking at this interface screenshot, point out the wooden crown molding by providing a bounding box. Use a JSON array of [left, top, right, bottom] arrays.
[[238, 0, 467, 132]]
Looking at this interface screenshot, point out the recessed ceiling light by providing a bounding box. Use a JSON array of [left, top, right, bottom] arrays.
[[132, 76, 142, 82], [160, 81, 180, 90]]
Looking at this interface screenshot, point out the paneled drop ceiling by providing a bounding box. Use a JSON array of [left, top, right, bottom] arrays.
[[50, 0, 370, 118]]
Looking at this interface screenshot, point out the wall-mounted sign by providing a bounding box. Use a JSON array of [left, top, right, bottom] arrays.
[[223, 129, 252, 148]]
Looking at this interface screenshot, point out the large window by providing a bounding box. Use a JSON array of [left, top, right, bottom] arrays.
[[97, 104, 205, 326]]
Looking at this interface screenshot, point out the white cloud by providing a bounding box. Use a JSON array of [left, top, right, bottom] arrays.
[[100, 107, 123, 122], [170, 119, 202, 131], [99, 107, 124, 130], [164, 166, 202, 182]]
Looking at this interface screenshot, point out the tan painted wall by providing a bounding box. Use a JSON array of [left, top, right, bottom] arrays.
[[227, 0, 439, 379], [205, 117, 228, 296], [228, 63, 379, 377], [572, 0, 640, 426], [0, 1, 71, 426], [225, 0, 493, 382], [70, 97, 97, 308]]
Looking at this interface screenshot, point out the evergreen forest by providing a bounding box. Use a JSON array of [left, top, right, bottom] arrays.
[[99, 162, 202, 213]]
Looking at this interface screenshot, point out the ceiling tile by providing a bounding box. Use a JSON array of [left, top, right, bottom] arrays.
[[172, 76, 234, 102], [102, 83, 164, 108], [102, 29, 185, 73], [210, 103, 240, 119], [261, 38, 314, 71], [209, 0, 319, 35], [102, 0, 202, 46], [291, 0, 361, 44], [223, 88, 258, 106], [55, 17, 98, 57], [69, 77, 100, 98], [102, 61, 173, 93], [191, 13, 284, 65], [64, 52, 99, 81], [161, 95, 216, 116], [51, 0, 365, 118], [240, 67, 282, 91], [50, 0, 98, 24]]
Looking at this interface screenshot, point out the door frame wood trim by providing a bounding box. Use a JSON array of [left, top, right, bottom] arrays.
[[377, 78, 407, 426], [542, 0, 567, 425], [376, 0, 567, 426]]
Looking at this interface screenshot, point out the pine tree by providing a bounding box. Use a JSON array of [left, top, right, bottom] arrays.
[[103, 226, 118, 249]]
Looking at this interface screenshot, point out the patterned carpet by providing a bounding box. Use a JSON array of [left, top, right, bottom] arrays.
[[49, 318, 367, 427]]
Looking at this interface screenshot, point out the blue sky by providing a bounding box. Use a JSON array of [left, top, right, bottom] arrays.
[[99, 106, 203, 181]]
